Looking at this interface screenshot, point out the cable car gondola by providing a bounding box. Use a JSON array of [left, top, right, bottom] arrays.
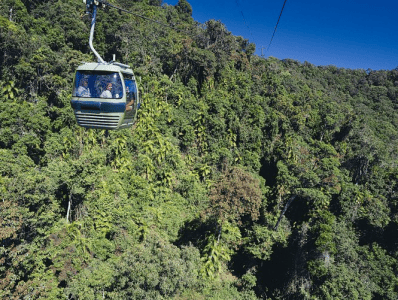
[[71, 0, 140, 130], [71, 62, 140, 130]]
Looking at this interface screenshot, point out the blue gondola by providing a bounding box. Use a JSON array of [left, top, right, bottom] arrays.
[[71, 62, 140, 130], [71, 1, 140, 130]]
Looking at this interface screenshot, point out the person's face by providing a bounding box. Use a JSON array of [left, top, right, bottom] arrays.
[[107, 83, 112, 90], [83, 81, 88, 86]]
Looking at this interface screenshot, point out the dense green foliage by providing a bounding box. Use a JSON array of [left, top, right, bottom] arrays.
[[1, 0, 398, 299]]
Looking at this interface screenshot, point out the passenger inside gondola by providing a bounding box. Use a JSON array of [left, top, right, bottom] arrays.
[[73, 71, 123, 99], [76, 79, 91, 97], [100, 82, 113, 98], [124, 79, 137, 111]]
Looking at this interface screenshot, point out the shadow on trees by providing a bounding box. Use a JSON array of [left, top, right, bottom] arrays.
[[174, 218, 215, 248], [382, 221, 398, 253], [259, 157, 277, 189], [254, 229, 306, 299], [355, 218, 397, 252]]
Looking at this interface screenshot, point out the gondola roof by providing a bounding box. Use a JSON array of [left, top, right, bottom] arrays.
[[77, 62, 135, 75]]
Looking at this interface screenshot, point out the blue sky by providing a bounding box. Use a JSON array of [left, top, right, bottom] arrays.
[[164, 0, 398, 70]]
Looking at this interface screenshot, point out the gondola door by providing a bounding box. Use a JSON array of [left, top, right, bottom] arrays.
[[123, 74, 138, 122]]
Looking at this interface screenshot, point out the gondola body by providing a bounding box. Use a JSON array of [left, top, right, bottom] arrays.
[[71, 62, 140, 130]]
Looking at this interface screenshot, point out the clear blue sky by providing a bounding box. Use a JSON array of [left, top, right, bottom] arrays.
[[164, 0, 398, 70]]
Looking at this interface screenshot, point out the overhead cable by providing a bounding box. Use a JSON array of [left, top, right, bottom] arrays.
[[267, 0, 287, 51], [235, 0, 253, 38], [94, 0, 196, 36]]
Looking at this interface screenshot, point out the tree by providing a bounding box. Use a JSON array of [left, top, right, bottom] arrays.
[[176, 0, 192, 16]]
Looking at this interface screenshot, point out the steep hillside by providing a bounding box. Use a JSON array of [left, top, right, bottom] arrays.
[[1, 0, 397, 299]]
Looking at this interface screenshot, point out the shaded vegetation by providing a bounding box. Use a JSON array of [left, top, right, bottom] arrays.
[[1, 0, 398, 299]]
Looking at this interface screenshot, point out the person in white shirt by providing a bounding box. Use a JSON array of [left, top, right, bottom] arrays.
[[76, 79, 91, 97], [100, 83, 113, 98]]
